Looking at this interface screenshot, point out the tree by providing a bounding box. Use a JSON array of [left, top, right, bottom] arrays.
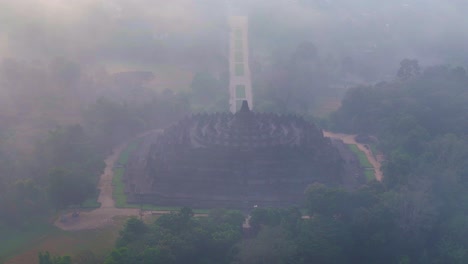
[[116, 217, 148, 247], [155, 207, 195, 234], [296, 216, 349, 264], [104, 247, 136, 264], [48, 168, 93, 209], [435, 239, 468, 264], [108, 207, 244, 264], [306, 183, 351, 219], [249, 208, 283, 232], [234, 226, 297, 264], [73, 250, 104, 264], [397, 59, 421, 80], [38, 251, 72, 264]]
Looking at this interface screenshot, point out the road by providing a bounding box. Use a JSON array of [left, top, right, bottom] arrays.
[[323, 131, 383, 182]]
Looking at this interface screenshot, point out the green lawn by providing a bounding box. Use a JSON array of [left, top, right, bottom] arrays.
[[118, 141, 140, 165], [0, 222, 58, 262], [113, 168, 127, 208], [348, 144, 373, 168], [364, 169, 375, 182], [113, 139, 141, 207], [81, 194, 101, 209], [3, 217, 130, 264], [348, 144, 375, 182], [105, 61, 194, 94]]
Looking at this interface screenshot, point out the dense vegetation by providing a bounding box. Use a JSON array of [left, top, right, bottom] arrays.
[[0, 57, 190, 232], [328, 61, 468, 262], [2, 52, 467, 263], [105, 208, 244, 264], [48, 179, 466, 263], [332, 61, 468, 187], [49, 61, 466, 264]]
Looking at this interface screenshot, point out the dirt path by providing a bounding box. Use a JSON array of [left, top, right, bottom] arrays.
[[54, 141, 139, 231], [54, 130, 168, 231], [323, 131, 383, 182], [98, 143, 125, 208]]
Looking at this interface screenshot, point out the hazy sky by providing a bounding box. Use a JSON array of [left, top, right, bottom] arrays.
[[0, 0, 466, 67]]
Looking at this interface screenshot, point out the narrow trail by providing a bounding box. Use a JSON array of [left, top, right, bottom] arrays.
[[54, 141, 138, 231], [54, 130, 174, 231], [323, 131, 383, 182], [97, 143, 125, 208]]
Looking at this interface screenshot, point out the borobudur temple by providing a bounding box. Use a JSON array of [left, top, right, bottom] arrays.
[[125, 101, 343, 209]]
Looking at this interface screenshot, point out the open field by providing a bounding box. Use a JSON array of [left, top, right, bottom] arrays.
[[311, 96, 342, 118], [106, 62, 194, 93], [113, 139, 141, 207], [4, 217, 130, 264], [112, 168, 127, 208], [81, 195, 101, 209], [0, 223, 56, 262], [364, 169, 375, 182], [348, 144, 373, 168], [347, 144, 375, 182], [117, 140, 140, 165]]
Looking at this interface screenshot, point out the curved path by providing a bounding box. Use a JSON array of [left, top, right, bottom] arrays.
[[54, 130, 179, 231], [323, 131, 383, 182]]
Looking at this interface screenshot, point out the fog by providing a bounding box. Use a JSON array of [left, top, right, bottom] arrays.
[[0, 0, 466, 145], [1, 1, 468, 262], [2, 0, 467, 67]]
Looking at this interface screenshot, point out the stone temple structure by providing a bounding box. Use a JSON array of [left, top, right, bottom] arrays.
[[125, 101, 343, 209]]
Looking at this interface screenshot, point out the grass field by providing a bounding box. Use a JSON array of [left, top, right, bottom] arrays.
[[364, 169, 375, 182], [106, 61, 194, 94], [348, 144, 373, 168], [4, 217, 130, 264], [113, 167, 127, 208], [0, 223, 57, 262], [81, 194, 101, 209], [117, 140, 140, 165], [311, 96, 342, 118], [113, 138, 141, 208], [348, 144, 375, 182]]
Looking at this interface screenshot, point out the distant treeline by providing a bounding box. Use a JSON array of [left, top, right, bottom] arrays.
[[0, 93, 189, 230], [103, 61, 468, 263], [43, 60, 468, 263]]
